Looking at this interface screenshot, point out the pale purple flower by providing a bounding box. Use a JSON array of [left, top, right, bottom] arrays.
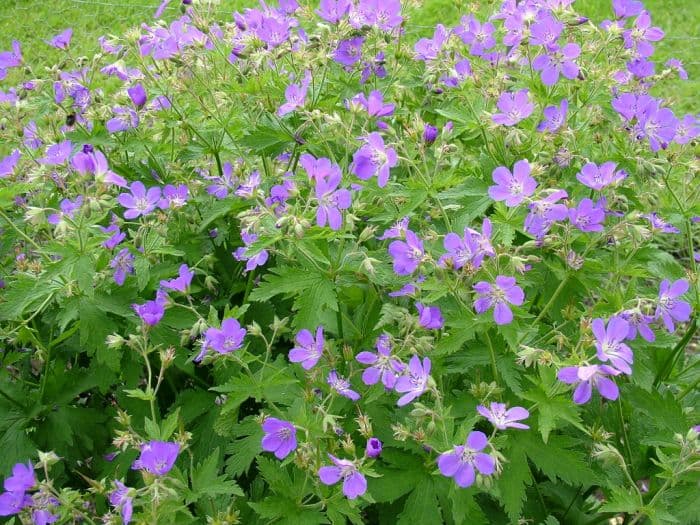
[[477, 403, 529, 430], [645, 213, 680, 234], [154, 0, 171, 19], [261, 418, 297, 460], [132, 291, 167, 326], [23, 121, 42, 150], [557, 365, 621, 404], [351, 132, 397, 187], [437, 431, 495, 488], [627, 57, 655, 79], [492, 89, 534, 126], [233, 232, 269, 272], [278, 71, 311, 116], [532, 43, 581, 86], [110, 248, 135, 286], [576, 162, 627, 190], [416, 303, 444, 330], [205, 162, 237, 198], [289, 327, 324, 370], [666, 58, 688, 80], [569, 198, 606, 233], [316, 0, 352, 23], [414, 24, 449, 62], [160, 264, 194, 293], [333, 36, 364, 67], [318, 455, 367, 500], [537, 99, 568, 133], [107, 107, 140, 133], [455, 15, 495, 56], [473, 276, 524, 325], [109, 481, 133, 525], [351, 0, 402, 31], [347, 90, 395, 118], [315, 169, 352, 230], [593, 317, 634, 374], [47, 29, 73, 49], [3, 462, 35, 493], [327, 370, 360, 401], [636, 100, 679, 152], [366, 438, 382, 458], [613, 0, 644, 18], [488, 159, 537, 207], [656, 279, 691, 332], [529, 13, 563, 47], [159, 184, 189, 209], [394, 355, 431, 407], [39, 140, 72, 165], [622, 11, 664, 58], [117, 181, 162, 219], [127, 83, 147, 108], [621, 309, 656, 342], [356, 334, 404, 388], [235, 170, 261, 198], [200, 318, 247, 358], [524, 190, 569, 239], [71, 146, 126, 186], [439, 228, 482, 270], [611, 92, 654, 122], [131, 441, 179, 476], [378, 216, 409, 240], [32, 509, 58, 525], [388, 230, 424, 275], [674, 114, 700, 145], [47, 196, 83, 225], [0, 490, 32, 516], [0, 40, 22, 69], [360, 52, 387, 84]]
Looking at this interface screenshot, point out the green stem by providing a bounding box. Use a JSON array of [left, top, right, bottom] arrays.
[[483, 331, 499, 384], [0, 209, 50, 260], [653, 318, 697, 386], [519, 275, 569, 345], [617, 398, 635, 480]]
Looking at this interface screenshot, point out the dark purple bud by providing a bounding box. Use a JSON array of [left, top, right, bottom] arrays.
[[423, 124, 438, 144], [0, 279, 5, 289], [365, 437, 382, 458], [334, 427, 345, 437], [82, 143, 94, 154], [182, 0, 192, 4], [209, 228, 218, 238], [127, 83, 147, 108]]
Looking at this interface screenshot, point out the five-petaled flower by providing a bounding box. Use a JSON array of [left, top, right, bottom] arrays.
[[388, 230, 424, 275], [492, 89, 534, 126], [356, 334, 405, 388], [656, 279, 691, 333], [438, 431, 496, 488], [132, 441, 179, 476], [477, 403, 530, 430], [557, 364, 621, 404], [488, 159, 537, 207], [117, 181, 162, 219], [593, 317, 634, 374], [318, 455, 367, 500], [395, 355, 431, 407], [351, 132, 397, 187], [473, 276, 525, 325], [197, 318, 247, 361], [261, 418, 297, 460], [289, 327, 324, 370]]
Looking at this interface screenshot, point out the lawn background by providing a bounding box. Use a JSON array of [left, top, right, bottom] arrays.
[[1, 0, 697, 108]]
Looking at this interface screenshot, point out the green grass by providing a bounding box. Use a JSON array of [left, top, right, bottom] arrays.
[[1, 0, 698, 109]]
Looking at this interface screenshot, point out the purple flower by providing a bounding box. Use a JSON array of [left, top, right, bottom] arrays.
[[666, 58, 688, 80], [333, 36, 364, 67], [110, 248, 135, 286], [524, 190, 569, 239], [636, 99, 678, 152], [117, 181, 162, 219], [159, 184, 189, 209], [492, 89, 534, 126], [0, 40, 22, 69], [356, 334, 404, 388], [394, 355, 431, 407], [532, 43, 581, 86], [32, 509, 59, 525], [423, 124, 439, 144], [200, 318, 247, 358], [622, 11, 664, 58], [674, 114, 700, 145], [439, 229, 482, 270], [261, 418, 297, 460], [107, 107, 140, 133], [414, 24, 449, 62], [315, 169, 352, 230], [437, 431, 495, 488], [569, 198, 605, 233], [127, 83, 147, 108], [316, 0, 351, 23], [71, 147, 126, 187], [360, 52, 387, 84], [318, 455, 367, 500], [621, 309, 656, 342], [366, 438, 382, 458], [455, 15, 495, 56], [350, 0, 402, 31], [378, 216, 409, 240], [347, 90, 395, 118], [0, 490, 32, 516], [101, 220, 126, 250], [233, 232, 269, 272], [235, 170, 261, 198], [473, 276, 524, 325], [0, 150, 20, 178], [3, 462, 35, 493], [327, 370, 360, 401], [160, 264, 194, 293], [488, 159, 537, 207], [557, 365, 621, 404], [39, 140, 72, 165], [205, 162, 237, 198], [529, 13, 563, 47], [613, 0, 644, 18], [47, 196, 83, 225], [416, 303, 444, 330], [645, 213, 680, 234], [388, 230, 424, 275], [109, 481, 133, 525], [576, 162, 627, 190], [132, 292, 167, 326], [47, 29, 73, 49], [289, 327, 324, 370], [132, 441, 179, 476], [656, 279, 691, 333], [350, 132, 397, 187], [593, 317, 634, 374], [537, 99, 568, 133], [23, 121, 42, 150], [477, 403, 529, 430], [278, 70, 311, 116]]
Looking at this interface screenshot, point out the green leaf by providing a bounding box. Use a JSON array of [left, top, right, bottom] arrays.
[[496, 440, 532, 522], [521, 433, 599, 486], [397, 478, 441, 525], [224, 418, 262, 477], [189, 448, 243, 504], [449, 486, 487, 525]]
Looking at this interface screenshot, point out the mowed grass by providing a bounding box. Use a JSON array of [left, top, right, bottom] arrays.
[[0, 0, 697, 110]]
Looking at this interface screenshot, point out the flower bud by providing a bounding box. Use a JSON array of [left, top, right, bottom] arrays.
[[365, 437, 382, 458]]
